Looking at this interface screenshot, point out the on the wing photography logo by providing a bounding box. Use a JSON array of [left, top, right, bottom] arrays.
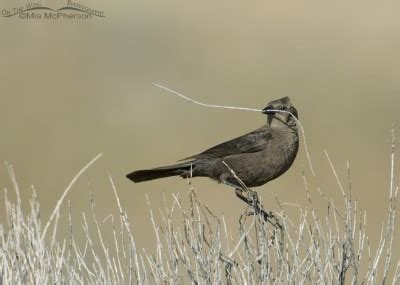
[[2, 0, 104, 20]]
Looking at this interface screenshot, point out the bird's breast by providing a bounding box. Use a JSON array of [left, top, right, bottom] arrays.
[[264, 129, 299, 178]]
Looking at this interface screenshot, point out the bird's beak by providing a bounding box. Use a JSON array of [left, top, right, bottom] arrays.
[[262, 106, 276, 115]]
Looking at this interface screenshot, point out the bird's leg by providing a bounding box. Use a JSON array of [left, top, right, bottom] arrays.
[[222, 180, 248, 200], [222, 180, 241, 189]]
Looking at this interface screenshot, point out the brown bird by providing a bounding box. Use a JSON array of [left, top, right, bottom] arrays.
[[126, 97, 298, 190]]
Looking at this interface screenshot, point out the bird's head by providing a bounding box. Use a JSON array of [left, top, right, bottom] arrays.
[[262, 97, 298, 127]]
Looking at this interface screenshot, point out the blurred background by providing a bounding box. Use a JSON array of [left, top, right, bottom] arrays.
[[1, 0, 399, 269]]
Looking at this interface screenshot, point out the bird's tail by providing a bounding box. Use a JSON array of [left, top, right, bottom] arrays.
[[126, 162, 193, 183]]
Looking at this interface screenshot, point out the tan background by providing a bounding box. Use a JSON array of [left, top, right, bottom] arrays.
[[1, 0, 399, 271]]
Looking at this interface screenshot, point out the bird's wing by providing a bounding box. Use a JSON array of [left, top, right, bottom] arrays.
[[181, 126, 272, 160]]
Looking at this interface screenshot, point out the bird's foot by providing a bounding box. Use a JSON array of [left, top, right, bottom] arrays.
[[235, 188, 249, 203], [235, 188, 283, 230], [235, 188, 260, 209]]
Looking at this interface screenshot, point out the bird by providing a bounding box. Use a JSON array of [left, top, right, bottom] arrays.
[[126, 97, 299, 191]]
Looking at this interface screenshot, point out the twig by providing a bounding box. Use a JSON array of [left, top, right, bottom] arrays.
[[41, 153, 103, 241], [151, 83, 261, 112]]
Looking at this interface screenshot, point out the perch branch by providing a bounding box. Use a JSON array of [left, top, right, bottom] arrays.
[[41, 153, 103, 241]]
